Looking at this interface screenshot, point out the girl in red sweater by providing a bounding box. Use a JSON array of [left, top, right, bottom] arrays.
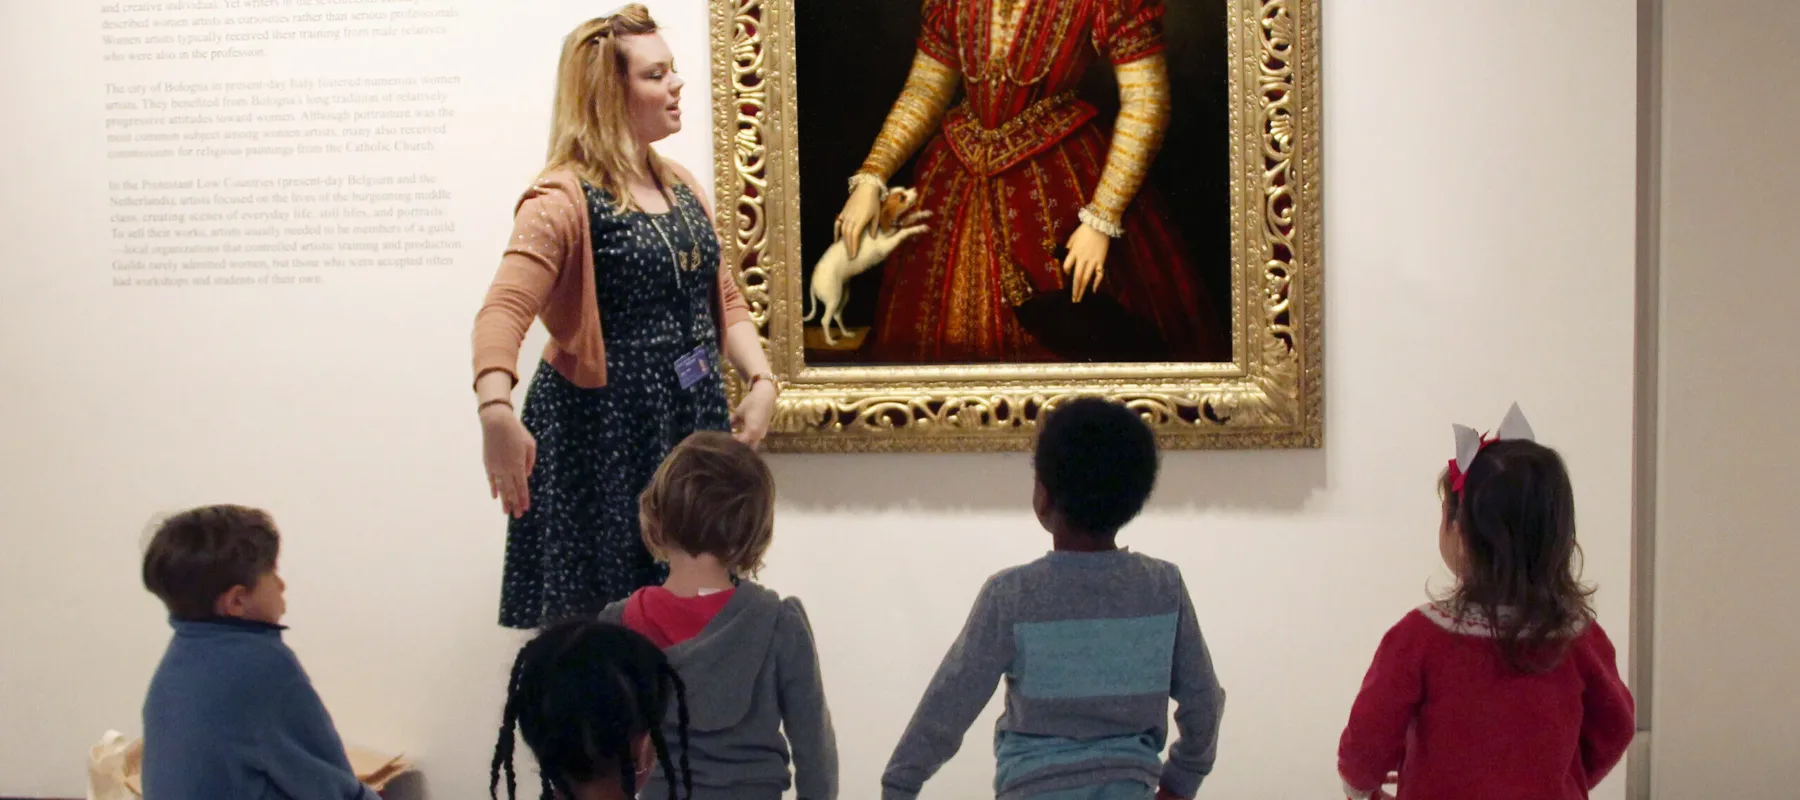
[[1338, 405, 1635, 799]]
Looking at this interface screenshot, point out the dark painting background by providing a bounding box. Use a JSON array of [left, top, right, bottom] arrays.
[[793, 0, 1230, 361]]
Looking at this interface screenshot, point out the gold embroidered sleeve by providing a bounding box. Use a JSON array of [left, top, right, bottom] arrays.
[[856, 51, 960, 183], [1082, 54, 1171, 237]]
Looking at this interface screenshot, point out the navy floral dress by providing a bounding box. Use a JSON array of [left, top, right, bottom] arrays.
[[499, 182, 731, 629]]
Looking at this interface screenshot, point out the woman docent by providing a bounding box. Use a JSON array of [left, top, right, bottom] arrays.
[[471, 6, 780, 629]]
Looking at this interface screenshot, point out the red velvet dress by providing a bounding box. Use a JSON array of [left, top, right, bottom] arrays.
[[1338, 606, 1636, 799], [868, 0, 1222, 363]]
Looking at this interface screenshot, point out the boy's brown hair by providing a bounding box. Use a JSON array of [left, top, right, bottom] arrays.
[[638, 431, 775, 575], [142, 504, 280, 619]]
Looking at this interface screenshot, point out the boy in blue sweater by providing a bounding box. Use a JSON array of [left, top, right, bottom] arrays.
[[140, 504, 377, 800], [882, 398, 1227, 800]]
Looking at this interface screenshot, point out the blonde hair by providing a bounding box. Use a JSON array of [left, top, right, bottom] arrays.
[[544, 4, 678, 212], [639, 431, 776, 576]]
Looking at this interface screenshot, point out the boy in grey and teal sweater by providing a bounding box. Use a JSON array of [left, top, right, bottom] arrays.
[[881, 398, 1226, 800]]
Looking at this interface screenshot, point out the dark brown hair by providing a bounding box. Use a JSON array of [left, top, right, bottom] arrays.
[[142, 504, 280, 620], [639, 431, 775, 575], [1439, 439, 1594, 674]]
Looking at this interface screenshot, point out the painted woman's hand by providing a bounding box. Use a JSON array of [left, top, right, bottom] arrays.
[[1063, 223, 1111, 303], [835, 183, 883, 259]]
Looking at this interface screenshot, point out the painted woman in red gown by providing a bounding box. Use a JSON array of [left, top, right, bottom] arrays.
[[834, 0, 1223, 363]]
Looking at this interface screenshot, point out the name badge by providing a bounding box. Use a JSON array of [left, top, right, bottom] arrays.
[[674, 345, 711, 390]]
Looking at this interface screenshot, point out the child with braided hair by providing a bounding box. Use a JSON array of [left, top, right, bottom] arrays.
[[490, 620, 693, 800]]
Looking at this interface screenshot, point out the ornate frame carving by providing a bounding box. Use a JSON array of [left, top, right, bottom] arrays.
[[709, 0, 1322, 452]]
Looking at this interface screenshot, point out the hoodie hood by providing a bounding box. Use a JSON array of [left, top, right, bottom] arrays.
[[662, 581, 783, 732]]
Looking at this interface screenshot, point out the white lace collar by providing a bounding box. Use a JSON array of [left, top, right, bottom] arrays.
[[1417, 602, 1589, 638]]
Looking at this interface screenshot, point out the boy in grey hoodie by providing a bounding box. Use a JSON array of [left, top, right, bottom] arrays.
[[601, 431, 837, 800]]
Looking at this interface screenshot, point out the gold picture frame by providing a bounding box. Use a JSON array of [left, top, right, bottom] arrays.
[[708, 0, 1322, 452]]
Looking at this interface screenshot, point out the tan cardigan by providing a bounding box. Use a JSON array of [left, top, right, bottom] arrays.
[[471, 169, 750, 389]]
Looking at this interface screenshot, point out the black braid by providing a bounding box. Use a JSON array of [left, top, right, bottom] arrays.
[[489, 644, 531, 800], [661, 663, 694, 800], [648, 726, 675, 800], [616, 746, 639, 799]]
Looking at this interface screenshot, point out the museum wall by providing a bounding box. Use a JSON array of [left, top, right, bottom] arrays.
[[1649, 0, 1800, 795], [0, 1, 1638, 797]]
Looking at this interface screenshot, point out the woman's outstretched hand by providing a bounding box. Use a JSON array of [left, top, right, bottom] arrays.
[[481, 406, 537, 518], [731, 380, 778, 448]]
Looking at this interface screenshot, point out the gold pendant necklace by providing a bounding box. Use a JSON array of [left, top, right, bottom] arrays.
[[650, 218, 684, 272], [645, 166, 706, 273], [649, 195, 704, 273]]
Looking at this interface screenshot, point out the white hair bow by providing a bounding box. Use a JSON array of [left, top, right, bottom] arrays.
[[1448, 403, 1535, 491]]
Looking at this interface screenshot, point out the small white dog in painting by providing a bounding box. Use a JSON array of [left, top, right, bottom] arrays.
[[806, 186, 931, 345]]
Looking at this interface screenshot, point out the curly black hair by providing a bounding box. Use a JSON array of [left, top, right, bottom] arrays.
[[491, 620, 692, 800], [1033, 396, 1160, 535]]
